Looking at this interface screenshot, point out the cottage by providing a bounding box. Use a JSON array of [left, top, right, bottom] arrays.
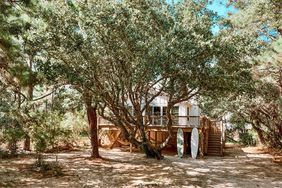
[[98, 95, 224, 157]]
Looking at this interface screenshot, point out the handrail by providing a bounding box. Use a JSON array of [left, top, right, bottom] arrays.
[[98, 115, 201, 127]]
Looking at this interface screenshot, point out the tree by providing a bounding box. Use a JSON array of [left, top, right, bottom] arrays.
[[30, 0, 256, 159], [0, 0, 35, 153], [200, 0, 282, 149], [228, 0, 282, 38]]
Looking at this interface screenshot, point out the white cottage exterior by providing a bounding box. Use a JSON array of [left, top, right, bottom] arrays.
[[145, 95, 201, 127], [98, 94, 224, 157]]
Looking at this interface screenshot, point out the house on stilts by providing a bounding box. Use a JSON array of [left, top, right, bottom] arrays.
[[98, 94, 225, 157]]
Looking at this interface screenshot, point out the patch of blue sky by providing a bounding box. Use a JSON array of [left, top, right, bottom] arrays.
[[206, 0, 237, 34], [206, 0, 237, 17], [167, 0, 238, 34]]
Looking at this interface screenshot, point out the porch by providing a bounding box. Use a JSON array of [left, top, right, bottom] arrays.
[[97, 116, 224, 157]]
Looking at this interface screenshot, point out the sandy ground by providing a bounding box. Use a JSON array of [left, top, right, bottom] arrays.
[[0, 145, 281, 188]]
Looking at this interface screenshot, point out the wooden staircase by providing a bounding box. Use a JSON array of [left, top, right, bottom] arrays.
[[207, 122, 223, 156]]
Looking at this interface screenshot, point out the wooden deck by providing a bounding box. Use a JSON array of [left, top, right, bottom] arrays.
[[98, 116, 224, 157]]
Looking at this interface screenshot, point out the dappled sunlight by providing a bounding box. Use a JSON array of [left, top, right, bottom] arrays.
[[0, 147, 281, 187]]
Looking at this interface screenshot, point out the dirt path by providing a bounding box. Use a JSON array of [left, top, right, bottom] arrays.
[[0, 145, 281, 188]]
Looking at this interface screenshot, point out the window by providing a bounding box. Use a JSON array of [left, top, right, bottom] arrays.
[[172, 106, 179, 116], [152, 106, 161, 116], [152, 106, 161, 125], [172, 106, 179, 125]]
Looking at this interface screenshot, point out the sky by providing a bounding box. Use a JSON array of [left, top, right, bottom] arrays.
[[167, 0, 238, 34], [167, 0, 236, 16], [206, 0, 236, 17], [206, 0, 237, 34]]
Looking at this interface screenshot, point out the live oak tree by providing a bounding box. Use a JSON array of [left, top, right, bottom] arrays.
[[206, 38, 282, 148], [201, 0, 282, 149], [228, 0, 282, 37], [229, 0, 282, 148], [32, 0, 256, 159]]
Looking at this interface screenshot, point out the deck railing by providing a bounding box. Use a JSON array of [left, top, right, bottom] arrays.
[[98, 115, 201, 127]]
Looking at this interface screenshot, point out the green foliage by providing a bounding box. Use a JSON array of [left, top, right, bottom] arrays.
[[228, 0, 282, 41], [200, 1, 282, 149], [25, 0, 260, 158], [1, 0, 281, 156], [239, 132, 257, 146], [31, 111, 72, 153], [0, 95, 25, 154], [61, 111, 88, 139], [2, 124, 25, 144]]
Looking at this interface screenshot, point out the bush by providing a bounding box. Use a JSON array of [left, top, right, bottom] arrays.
[[2, 123, 25, 155], [31, 111, 72, 153], [239, 132, 257, 146]]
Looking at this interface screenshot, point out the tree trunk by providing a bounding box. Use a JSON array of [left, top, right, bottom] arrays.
[[85, 93, 100, 158], [139, 127, 163, 160], [23, 83, 33, 151], [8, 139, 17, 156], [116, 122, 163, 159], [140, 142, 163, 160], [87, 106, 100, 158], [23, 136, 31, 151]]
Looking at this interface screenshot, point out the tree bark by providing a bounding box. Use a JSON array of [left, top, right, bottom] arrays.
[[140, 142, 163, 160], [87, 105, 100, 158], [139, 126, 163, 159], [23, 83, 33, 151], [85, 93, 100, 158], [23, 136, 31, 151]]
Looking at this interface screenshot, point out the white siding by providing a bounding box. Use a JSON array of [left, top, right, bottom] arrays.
[[178, 103, 187, 125], [189, 105, 201, 126]]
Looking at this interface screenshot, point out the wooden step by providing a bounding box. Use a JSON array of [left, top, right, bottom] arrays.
[[208, 137, 221, 141], [207, 153, 221, 156], [209, 136, 221, 138], [208, 145, 221, 148], [208, 143, 221, 145], [209, 139, 221, 142], [208, 147, 221, 149], [207, 149, 221, 152], [208, 142, 221, 145], [209, 138, 221, 141], [209, 137, 221, 139], [208, 148, 221, 151], [209, 135, 221, 138], [208, 144, 221, 146], [208, 144, 221, 147], [207, 152, 221, 155]]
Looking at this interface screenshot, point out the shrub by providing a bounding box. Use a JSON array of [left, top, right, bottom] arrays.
[[31, 111, 72, 153], [239, 131, 257, 146], [1, 120, 25, 155]]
